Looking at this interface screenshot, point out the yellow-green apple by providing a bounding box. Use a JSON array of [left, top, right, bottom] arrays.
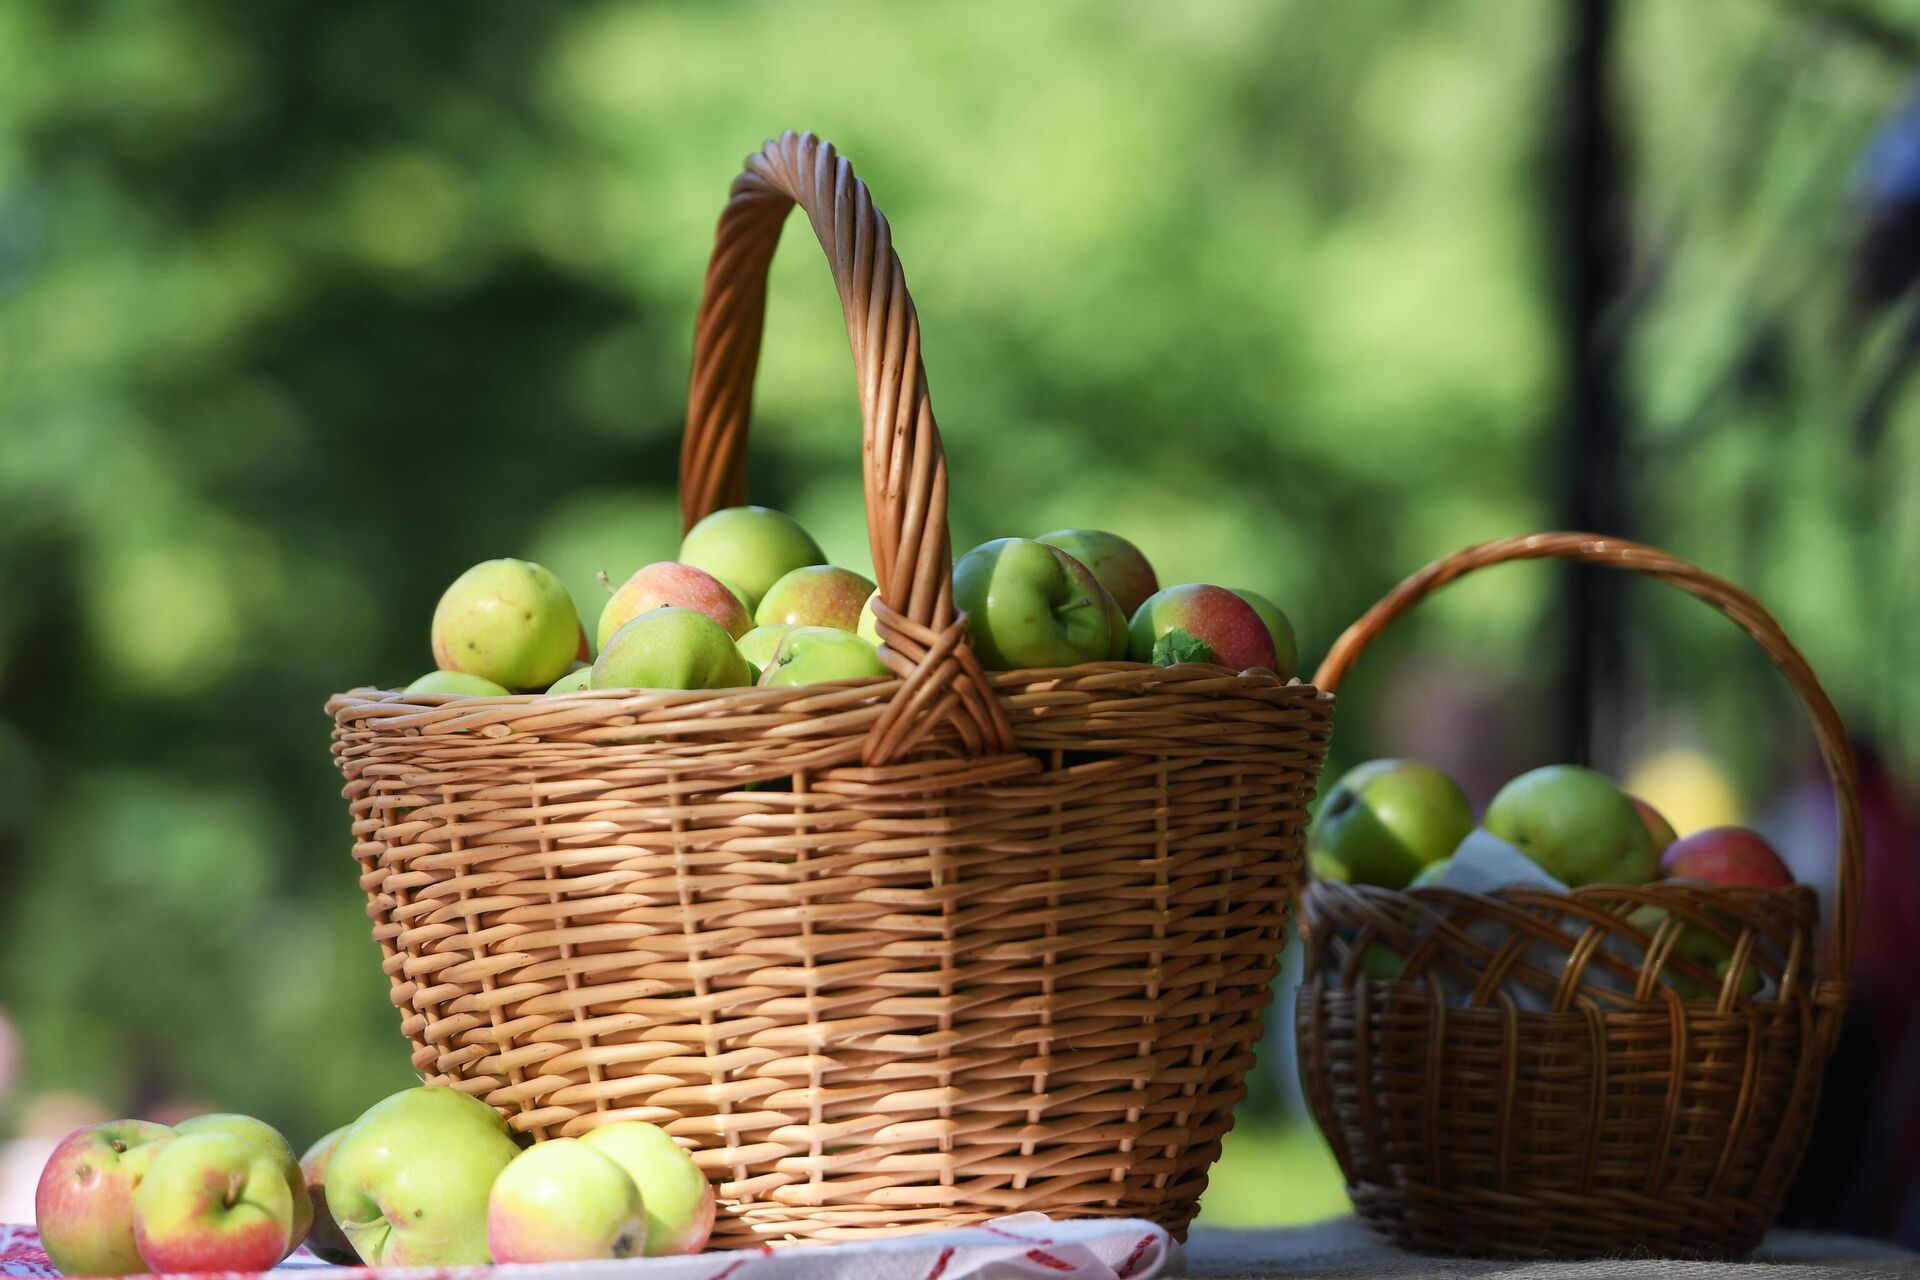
[[738, 623, 795, 669], [856, 593, 882, 646], [1660, 826, 1792, 888], [759, 627, 890, 687], [591, 608, 754, 691], [299, 1127, 358, 1266], [1484, 765, 1656, 886], [133, 1133, 295, 1274], [324, 1086, 520, 1267], [1230, 589, 1298, 682], [679, 506, 825, 610], [431, 559, 580, 690], [1128, 583, 1278, 671], [1626, 904, 1762, 1000], [1632, 796, 1678, 855], [546, 667, 593, 694], [1307, 760, 1473, 889], [406, 670, 510, 697], [952, 537, 1115, 670], [598, 562, 752, 650], [35, 1120, 175, 1276], [487, 1139, 645, 1263], [1034, 529, 1160, 617], [580, 1122, 715, 1256], [754, 566, 876, 632], [174, 1113, 310, 1254]]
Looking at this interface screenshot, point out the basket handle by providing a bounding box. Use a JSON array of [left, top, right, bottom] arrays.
[[679, 131, 1014, 765], [1312, 531, 1862, 981]]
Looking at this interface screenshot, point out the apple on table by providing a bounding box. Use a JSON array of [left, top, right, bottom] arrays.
[[488, 1139, 644, 1264], [300, 1127, 359, 1266], [34, 1120, 175, 1277], [324, 1086, 522, 1267], [581, 1122, 716, 1257], [133, 1133, 296, 1274], [172, 1113, 311, 1255]]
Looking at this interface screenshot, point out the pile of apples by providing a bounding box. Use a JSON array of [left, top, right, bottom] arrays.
[[402, 506, 1299, 696], [34, 1086, 714, 1275], [1310, 759, 1796, 994]]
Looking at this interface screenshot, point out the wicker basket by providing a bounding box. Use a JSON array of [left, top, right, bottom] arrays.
[[327, 131, 1334, 1247], [1295, 532, 1860, 1260]]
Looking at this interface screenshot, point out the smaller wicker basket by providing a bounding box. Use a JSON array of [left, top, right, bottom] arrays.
[[1295, 532, 1859, 1260]]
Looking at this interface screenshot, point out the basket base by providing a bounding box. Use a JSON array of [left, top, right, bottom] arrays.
[[1348, 1181, 1772, 1260]]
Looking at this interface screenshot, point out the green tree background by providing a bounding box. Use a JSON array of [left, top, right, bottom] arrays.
[[2, 0, 1916, 1227]]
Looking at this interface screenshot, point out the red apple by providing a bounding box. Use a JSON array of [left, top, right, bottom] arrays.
[[754, 566, 875, 632], [133, 1133, 295, 1274], [1659, 826, 1792, 888], [300, 1127, 359, 1266], [598, 562, 752, 650], [35, 1120, 175, 1277], [1034, 529, 1159, 617], [1127, 583, 1278, 671]]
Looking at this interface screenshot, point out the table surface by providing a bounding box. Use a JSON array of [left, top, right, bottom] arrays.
[[1181, 1219, 1920, 1278]]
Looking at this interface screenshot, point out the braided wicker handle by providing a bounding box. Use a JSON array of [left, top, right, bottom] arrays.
[[680, 131, 1013, 765], [1312, 531, 1863, 980]]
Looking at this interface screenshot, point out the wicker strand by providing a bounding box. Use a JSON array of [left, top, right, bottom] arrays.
[[680, 131, 1012, 766]]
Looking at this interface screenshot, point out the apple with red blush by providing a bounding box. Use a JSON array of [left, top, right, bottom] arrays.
[[1659, 826, 1792, 888]]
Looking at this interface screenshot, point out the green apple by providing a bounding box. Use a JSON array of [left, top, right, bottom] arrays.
[[1034, 529, 1160, 617], [580, 1122, 715, 1257], [34, 1120, 175, 1277], [133, 1133, 294, 1274], [174, 1113, 310, 1255], [592, 608, 753, 691], [1408, 857, 1452, 888], [738, 624, 796, 670], [299, 1127, 358, 1266], [406, 670, 511, 697], [1128, 584, 1278, 671], [952, 537, 1115, 670], [430, 558, 580, 691], [1307, 760, 1473, 889], [1632, 795, 1678, 855], [856, 593, 882, 646], [758, 626, 890, 687], [598, 562, 752, 650], [679, 506, 825, 610], [546, 666, 593, 694], [1484, 765, 1656, 886], [1626, 904, 1761, 1000], [1230, 589, 1298, 682], [754, 565, 876, 632], [487, 1139, 645, 1263], [324, 1086, 521, 1267]]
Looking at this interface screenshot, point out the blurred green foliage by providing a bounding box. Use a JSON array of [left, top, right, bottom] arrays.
[[0, 0, 1914, 1223]]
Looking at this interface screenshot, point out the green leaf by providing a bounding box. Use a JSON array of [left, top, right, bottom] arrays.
[[1151, 628, 1215, 667]]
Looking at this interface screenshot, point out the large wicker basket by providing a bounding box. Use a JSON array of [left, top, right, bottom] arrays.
[[327, 131, 1334, 1248], [1295, 532, 1859, 1259]]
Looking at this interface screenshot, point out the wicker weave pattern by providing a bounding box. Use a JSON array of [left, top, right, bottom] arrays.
[[1296, 532, 1859, 1260], [328, 133, 1334, 1246]]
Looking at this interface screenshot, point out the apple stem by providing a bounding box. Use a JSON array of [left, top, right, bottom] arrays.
[[596, 570, 614, 595], [225, 1171, 245, 1210]]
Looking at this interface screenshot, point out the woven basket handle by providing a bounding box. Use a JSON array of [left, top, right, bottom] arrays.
[[1313, 531, 1862, 981], [679, 131, 1013, 765]]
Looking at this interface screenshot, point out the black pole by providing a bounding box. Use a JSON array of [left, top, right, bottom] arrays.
[[1556, 0, 1628, 766]]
